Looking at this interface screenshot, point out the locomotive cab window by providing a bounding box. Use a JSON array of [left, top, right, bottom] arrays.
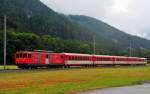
[[23, 53, 27, 58], [16, 54, 19, 58], [20, 53, 23, 58]]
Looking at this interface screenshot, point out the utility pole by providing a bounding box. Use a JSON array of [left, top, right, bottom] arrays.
[[4, 15, 7, 70], [129, 37, 132, 57], [93, 36, 95, 55]]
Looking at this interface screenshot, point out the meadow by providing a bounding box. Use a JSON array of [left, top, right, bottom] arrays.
[[0, 65, 18, 70], [0, 66, 150, 94]]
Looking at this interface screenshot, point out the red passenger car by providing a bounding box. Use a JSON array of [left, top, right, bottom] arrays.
[[62, 53, 93, 66]]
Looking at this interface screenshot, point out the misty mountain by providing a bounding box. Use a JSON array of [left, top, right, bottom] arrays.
[[0, 0, 94, 41], [69, 15, 150, 49], [0, 0, 150, 51]]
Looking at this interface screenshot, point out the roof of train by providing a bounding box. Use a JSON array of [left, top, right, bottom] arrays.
[[62, 53, 91, 56], [62, 53, 146, 59], [15, 51, 147, 59]]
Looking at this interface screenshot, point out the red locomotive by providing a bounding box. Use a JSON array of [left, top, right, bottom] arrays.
[[15, 50, 147, 69]]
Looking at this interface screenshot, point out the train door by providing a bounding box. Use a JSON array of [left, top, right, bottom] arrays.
[[45, 54, 49, 64], [35, 52, 41, 63], [112, 57, 115, 64]]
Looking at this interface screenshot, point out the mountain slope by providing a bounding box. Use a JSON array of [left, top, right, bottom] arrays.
[[69, 15, 150, 49], [0, 0, 150, 51], [0, 0, 94, 41]]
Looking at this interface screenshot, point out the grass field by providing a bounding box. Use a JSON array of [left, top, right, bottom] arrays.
[[0, 65, 18, 70], [0, 66, 150, 94]]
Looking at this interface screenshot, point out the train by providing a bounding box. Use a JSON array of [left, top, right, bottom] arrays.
[[15, 50, 147, 69]]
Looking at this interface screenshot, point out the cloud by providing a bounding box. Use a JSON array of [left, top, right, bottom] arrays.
[[41, 0, 150, 40]]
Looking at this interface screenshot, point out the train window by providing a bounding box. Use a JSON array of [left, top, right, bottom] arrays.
[[80, 57, 81, 60], [102, 58, 105, 61], [46, 54, 49, 58], [16, 54, 19, 58], [23, 53, 27, 58], [98, 58, 100, 61], [74, 56, 76, 60], [69, 56, 71, 60], [106, 58, 109, 61], [84, 57, 86, 60], [83, 57, 85, 60], [117, 58, 124, 61], [131, 59, 134, 61], [80, 57, 82, 60], [28, 54, 31, 58], [79, 57, 81, 60], [60, 55, 63, 59], [103, 58, 111, 61], [81, 57, 83, 60], [128, 59, 131, 61], [20, 53, 22, 58], [100, 58, 101, 61], [75, 56, 78, 60]]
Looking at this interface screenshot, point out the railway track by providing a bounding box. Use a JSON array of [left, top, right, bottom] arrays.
[[0, 69, 25, 73], [0, 65, 148, 73], [0, 67, 82, 73]]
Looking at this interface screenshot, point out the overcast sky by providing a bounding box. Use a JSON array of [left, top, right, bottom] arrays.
[[40, 0, 150, 40]]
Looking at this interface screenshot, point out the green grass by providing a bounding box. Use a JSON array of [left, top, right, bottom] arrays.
[[0, 66, 150, 94], [0, 65, 18, 70]]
